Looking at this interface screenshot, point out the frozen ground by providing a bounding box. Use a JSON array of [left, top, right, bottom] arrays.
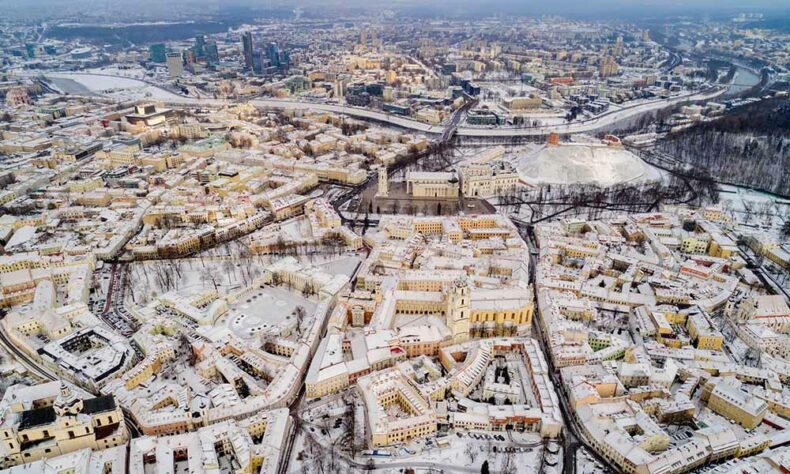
[[43, 72, 184, 101], [517, 144, 662, 186], [220, 286, 317, 340], [316, 256, 362, 279], [719, 184, 788, 234], [86, 65, 150, 80], [127, 258, 254, 302], [576, 447, 607, 474], [127, 254, 362, 306], [288, 430, 544, 473]]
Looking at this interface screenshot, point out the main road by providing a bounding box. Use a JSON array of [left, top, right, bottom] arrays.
[[249, 86, 724, 137], [35, 71, 725, 138]]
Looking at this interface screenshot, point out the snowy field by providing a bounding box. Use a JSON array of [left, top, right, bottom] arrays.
[[126, 254, 362, 306], [290, 392, 547, 473], [288, 431, 544, 473], [220, 286, 317, 340], [86, 65, 150, 80], [517, 144, 662, 186], [44, 71, 184, 102], [576, 447, 607, 474], [718, 184, 788, 234]]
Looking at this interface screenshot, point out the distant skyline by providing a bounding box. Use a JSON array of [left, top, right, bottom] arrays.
[[0, 0, 788, 21]]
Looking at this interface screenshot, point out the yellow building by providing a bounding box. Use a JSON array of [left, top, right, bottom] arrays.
[[406, 171, 459, 199], [701, 378, 768, 429], [358, 369, 437, 447], [681, 235, 709, 254], [686, 311, 723, 351], [0, 383, 127, 469]]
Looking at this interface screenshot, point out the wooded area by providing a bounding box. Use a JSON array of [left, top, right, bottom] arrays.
[[657, 99, 790, 197]]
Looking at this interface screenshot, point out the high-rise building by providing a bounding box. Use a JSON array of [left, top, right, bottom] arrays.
[[194, 35, 205, 58], [599, 56, 619, 78], [613, 35, 624, 56], [267, 42, 280, 67], [253, 51, 264, 74], [205, 40, 219, 66], [166, 51, 184, 77], [183, 49, 195, 66], [242, 32, 254, 71], [278, 49, 290, 69], [149, 43, 166, 63]]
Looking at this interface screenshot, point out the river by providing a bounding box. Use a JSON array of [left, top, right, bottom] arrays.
[[724, 65, 761, 97]]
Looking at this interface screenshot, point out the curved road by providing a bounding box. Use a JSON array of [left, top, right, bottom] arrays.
[[250, 87, 725, 137], [35, 71, 725, 137]]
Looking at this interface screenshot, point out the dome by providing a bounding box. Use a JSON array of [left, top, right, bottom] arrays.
[[54, 382, 83, 417]]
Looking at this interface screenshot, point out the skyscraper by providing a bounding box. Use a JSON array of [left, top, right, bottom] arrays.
[[278, 50, 290, 70], [242, 32, 254, 71], [613, 35, 624, 56], [267, 42, 280, 67], [149, 43, 166, 63], [194, 35, 205, 58], [166, 51, 184, 77], [205, 41, 219, 66], [183, 49, 195, 67]]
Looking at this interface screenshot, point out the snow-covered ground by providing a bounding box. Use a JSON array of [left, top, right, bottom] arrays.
[[576, 447, 607, 474], [43, 71, 184, 101], [719, 184, 788, 235], [220, 285, 317, 340], [86, 65, 150, 80], [517, 143, 663, 186], [127, 257, 254, 304], [126, 254, 362, 306]]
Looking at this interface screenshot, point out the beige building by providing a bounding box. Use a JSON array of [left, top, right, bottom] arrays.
[[406, 172, 459, 199], [166, 52, 183, 77], [701, 377, 768, 429], [0, 382, 127, 468], [460, 162, 519, 198], [357, 369, 437, 447]]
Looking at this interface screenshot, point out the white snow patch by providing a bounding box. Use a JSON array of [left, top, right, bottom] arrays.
[[517, 143, 662, 187]]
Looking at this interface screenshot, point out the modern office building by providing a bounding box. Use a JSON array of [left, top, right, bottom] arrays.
[[166, 51, 183, 78], [148, 43, 166, 63], [193, 34, 205, 58], [242, 32, 254, 71], [205, 40, 219, 66], [267, 42, 280, 67]]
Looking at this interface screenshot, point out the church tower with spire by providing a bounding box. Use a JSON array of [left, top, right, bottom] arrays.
[[446, 278, 471, 343]]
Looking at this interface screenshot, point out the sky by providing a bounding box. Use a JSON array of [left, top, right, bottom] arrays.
[[0, 0, 788, 21]]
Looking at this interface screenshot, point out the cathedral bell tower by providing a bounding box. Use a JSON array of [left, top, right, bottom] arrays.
[[446, 278, 471, 343]]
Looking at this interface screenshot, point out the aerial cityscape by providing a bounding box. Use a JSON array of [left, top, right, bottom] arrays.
[[0, 1, 788, 473]]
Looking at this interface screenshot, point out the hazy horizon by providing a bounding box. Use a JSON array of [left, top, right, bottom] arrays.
[[0, 0, 788, 22]]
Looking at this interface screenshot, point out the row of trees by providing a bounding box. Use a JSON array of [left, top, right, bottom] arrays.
[[497, 172, 711, 224]]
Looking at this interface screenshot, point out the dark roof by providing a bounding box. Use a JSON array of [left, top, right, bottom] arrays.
[[82, 396, 116, 415], [18, 407, 56, 430]]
